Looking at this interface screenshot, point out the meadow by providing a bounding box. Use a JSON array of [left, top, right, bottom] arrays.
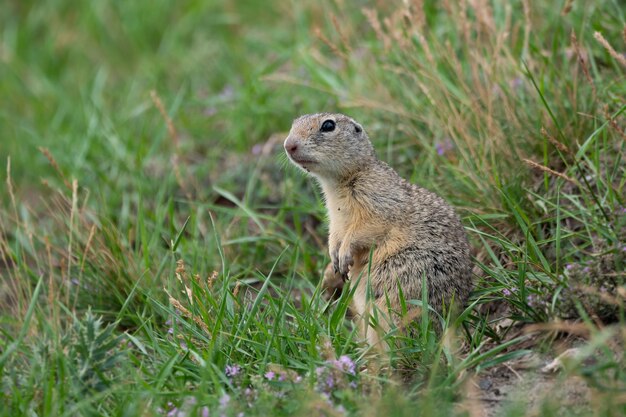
[[1, 0, 625, 416]]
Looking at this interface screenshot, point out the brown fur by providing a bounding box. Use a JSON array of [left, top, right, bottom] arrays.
[[284, 113, 472, 348]]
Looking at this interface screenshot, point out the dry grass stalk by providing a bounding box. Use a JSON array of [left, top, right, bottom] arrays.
[[525, 321, 591, 337], [6, 157, 18, 221], [594, 31, 626, 68], [207, 270, 218, 289], [44, 236, 57, 318], [67, 179, 78, 310], [522, 158, 579, 185], [175, 259, 186, 279], [576, 283, 624, 306], [561, 0, 574, 16], [412, 29, 434, 67], [149, 90, 179, 148], [571, 31, 597, 98], [313, 27, 348, 61], [330, 15, 351, 54], [603, 105, 626, 141], [457, 0, 471, 47], [362, 8, 391, 50], [0, 220, 15, 282], [79, 224, 97, 278], [541, 127, 571, 155], [166, 290, 211, 335], [232, 281, 241, 297], [174, 259, 194, 303], [468, 0, 494, 34], [38, 147, 72, 190], [409, 0, 426, 31]]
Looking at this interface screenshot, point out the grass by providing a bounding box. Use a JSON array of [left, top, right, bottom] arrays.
[[1, 0, 625, 416]]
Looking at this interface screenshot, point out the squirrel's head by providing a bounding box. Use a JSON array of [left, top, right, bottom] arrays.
[[284, 113, 375, 179]]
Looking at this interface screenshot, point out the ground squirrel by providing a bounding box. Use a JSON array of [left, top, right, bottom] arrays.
[[284, 113, 472, 346]]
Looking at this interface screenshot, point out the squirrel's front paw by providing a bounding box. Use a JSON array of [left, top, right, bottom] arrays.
[[331, 246, 340, 274], [338, 249, 354, 281], [321, 263, 344, 301]]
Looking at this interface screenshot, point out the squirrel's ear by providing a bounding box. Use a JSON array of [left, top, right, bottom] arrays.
[[353, 123, 362, 134]]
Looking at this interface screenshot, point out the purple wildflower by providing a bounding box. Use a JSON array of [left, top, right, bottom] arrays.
[[435, 138, 454, 156], [166, 402, 187, 417], [166, 408, 181, 417], [336, 355, 356, 375], [200, 407, 210, 417], [225, 364, 241, 378], [502, 289, 512, 296], [219, 394, 230, 408], [264, 371, 275, 381]]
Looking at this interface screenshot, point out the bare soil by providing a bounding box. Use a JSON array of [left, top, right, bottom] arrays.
[[476, 361, 592, 417]]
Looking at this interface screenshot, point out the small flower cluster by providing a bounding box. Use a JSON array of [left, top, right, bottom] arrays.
[[501, 287, 517, 297], [159, 397, 209, 417], [564, 262, 592, 276], [165, 313, 183, 337], [225, 364, 241, 378], [500, 283, 549, 316], [315, 355, 358, 396], [435, 137, 454, 156], [555, 254, 622, 321], [525, 293, 549, 310], [262, 366, 303, 384], [219, 363, 305, 414]]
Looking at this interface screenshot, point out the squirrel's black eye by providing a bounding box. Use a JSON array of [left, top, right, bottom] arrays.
[[320, 120, 335, 132]]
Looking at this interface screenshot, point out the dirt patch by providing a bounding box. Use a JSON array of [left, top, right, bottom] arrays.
[[476, 363, 592, 416]]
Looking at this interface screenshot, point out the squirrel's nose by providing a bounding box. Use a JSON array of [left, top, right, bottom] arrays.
[[284, 138, 299, 155]]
